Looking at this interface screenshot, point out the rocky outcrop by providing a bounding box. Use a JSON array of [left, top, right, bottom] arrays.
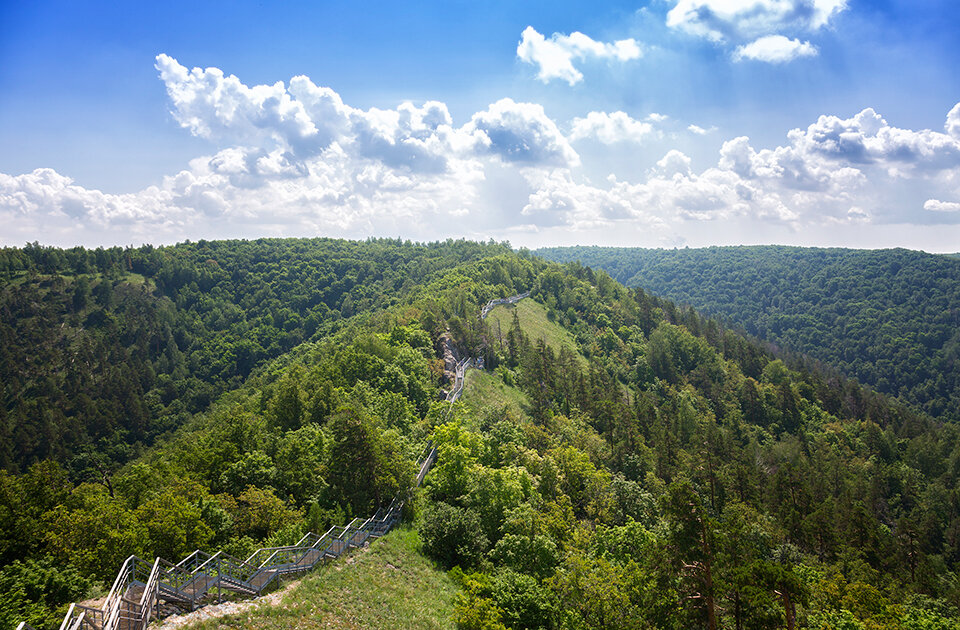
[[437, 331, 462, 386]]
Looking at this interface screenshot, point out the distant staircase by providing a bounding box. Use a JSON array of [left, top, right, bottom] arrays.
[[480, 291, 530, 319]]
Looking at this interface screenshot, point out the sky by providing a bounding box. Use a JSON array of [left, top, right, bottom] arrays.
[[1, 0, 959, 251]]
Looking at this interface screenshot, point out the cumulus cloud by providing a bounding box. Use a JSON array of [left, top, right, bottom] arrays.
[[733, 35, 817, 63], [667, 0, 846, 41], [0, 168, 173, 224], [711, 105, 960, 206], [655, 150, 694, 178], [467, 98, 580, 167], [516, 26, 642, 85], [790, 107, 960, 170], [844, 207, 871, 223], [632, 163, 800, 222], [947, 103, 960, 140], [0, 56, 581, 243], [696, 104, 960, 225], [156, 54, 326, 151], [520, 169, 664, 229], [924, 199, 960, 213], [157, 55, 489, 175], [667, 0, 844, 63], [570, 111, 656, 144]]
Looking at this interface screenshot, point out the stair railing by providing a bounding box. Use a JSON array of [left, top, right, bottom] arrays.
[[135, 558, 162, 628]]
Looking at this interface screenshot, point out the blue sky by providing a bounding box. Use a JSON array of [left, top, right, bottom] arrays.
[[2, 0, 959, 250]]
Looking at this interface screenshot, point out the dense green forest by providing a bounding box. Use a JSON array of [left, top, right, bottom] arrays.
[[0, 238, 510, 474], [537, 245, 960, 422], [2, 240, 960, 629]]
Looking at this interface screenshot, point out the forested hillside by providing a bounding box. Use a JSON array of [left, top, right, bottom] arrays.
[[0, 238, 510, 473], [2, 240, 960, 629], [537, 245, 960, 422]]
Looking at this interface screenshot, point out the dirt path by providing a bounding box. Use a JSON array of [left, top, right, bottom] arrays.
[[153, 579, 300, 629]]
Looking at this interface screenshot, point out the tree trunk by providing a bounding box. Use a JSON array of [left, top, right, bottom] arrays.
[[701, 522, 717, 630], [734, 592, 742, 630], [781, 589, 795, 630]]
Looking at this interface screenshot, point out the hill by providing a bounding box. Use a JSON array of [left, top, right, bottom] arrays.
[[537, 245, 960, 421], [0, 238, 511, 474], [1, 240, 959, 629]]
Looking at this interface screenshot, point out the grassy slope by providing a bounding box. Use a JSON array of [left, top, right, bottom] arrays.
[[485, 298, 587, 369], [185, 529, 457, 630], [460, 368, 531, 420]]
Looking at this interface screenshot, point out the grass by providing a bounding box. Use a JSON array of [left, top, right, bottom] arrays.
[[185, 528, 458, 629], [460, 368, 531, 420], [485, 298, 587, 369]]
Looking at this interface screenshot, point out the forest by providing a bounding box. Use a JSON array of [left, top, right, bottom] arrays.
[[1, 239, 959, 629], [0, 238, 511, 474], [537, 245, 960, 423]]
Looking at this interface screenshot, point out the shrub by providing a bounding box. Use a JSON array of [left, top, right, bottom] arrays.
[[420, 501, 489, 569]]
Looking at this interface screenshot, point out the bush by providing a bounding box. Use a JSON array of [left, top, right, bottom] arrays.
[[420, 501, 489, 569], [0, 556, 92, 629], [490, 534, 559, 579], [492, 570, 557, 630]]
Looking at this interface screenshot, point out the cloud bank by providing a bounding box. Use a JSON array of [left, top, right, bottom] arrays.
[[1, 55, 959, 248]]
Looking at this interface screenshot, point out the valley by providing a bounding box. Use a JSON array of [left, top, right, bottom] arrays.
[[1, 240, 958, 630]]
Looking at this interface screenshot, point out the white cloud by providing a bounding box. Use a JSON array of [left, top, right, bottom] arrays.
[[688, 124, 716, 135], [947, 103, 960, 140], [516, 26, 642, 85], [631, 165, 799, 222], [156, 55, 488, 175], [734, 35, 817, 63], [790, 107, 960, 170], [717, 134, 865, 193], [466, 98, 580, 167], [0, 168, 174, 224], [570, 111, 656, 144], [713, 106, 960, 202], [845, 206, 871, 223], [667, 0, 847, 42], [520, 168, 664, 229], [655, 150, 694, 177], [924, 199, 960, 213], [156, 54, 325, 152]]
